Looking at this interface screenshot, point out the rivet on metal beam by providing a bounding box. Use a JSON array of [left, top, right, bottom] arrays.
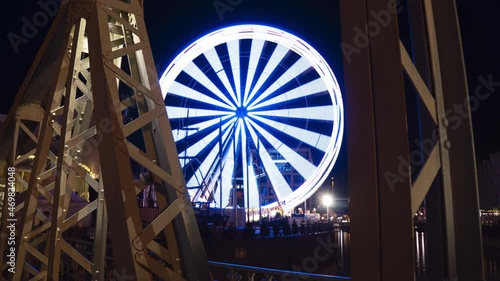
[[136, 252, 145, 260], [133, 239, 143, 250], [444, 140, 451, 150], [442, 118, 449, 128]]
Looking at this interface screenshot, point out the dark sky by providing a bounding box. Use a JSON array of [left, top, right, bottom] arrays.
[[1, 0, 499, 198]]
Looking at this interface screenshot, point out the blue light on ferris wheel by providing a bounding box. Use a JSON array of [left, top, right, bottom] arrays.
[[159, 24, 344, 214]]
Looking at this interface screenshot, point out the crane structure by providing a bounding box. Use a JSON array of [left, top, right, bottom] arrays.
[[0, 0, 210, 280]]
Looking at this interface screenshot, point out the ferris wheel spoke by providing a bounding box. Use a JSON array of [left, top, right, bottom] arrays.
[[172, 115, 233, 143], [246, 121, 293, 201], [247, 57, 312, 109], [227, 40, 241, 106], [241, 121, 260, 209], [193, 160, 221, 202], [244, 44, 289, 107], [213, 137, 236, 208], [249, 78, 327, 111], [179, 118, 236, 164], [203, 48, 239, 105], [240, 120, 248, 199], [166, 106, 234, 120], [169, 81, 235, 110], [247, 119, 316, 180], [183, 61, 236, 109], [249, 115, 331, 153], [186, 144, 219, 188], [246, 160, 261, 209], [185, 122, 234, 187], [243, 39, 265, 107], [250, 105, 335, 121], [212, 122, 240, 207]]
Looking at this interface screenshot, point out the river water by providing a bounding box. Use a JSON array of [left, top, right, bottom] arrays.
[[332, 229, 500, 280]]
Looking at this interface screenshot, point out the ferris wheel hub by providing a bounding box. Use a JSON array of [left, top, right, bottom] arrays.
[[236, 107, 248, 118]]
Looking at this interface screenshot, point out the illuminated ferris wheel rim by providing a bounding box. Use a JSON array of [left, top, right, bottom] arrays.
[[159, 24, 344, 213], [159, 24, 342, 101]]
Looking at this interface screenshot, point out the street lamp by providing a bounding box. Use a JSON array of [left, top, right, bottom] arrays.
[[322, 194, 333, 220]]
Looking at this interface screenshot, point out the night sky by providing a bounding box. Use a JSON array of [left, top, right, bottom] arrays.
[[1, 0, 499, 199]]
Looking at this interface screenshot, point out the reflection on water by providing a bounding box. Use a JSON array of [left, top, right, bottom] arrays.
[[336, 229, 350, 270], [485, 255, 499, 280], [413, 230, 500, 281], [415, 231, 426, 276]]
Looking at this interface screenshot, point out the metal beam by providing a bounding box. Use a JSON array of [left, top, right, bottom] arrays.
[[340, 1, 381, 280], [431, 0, 485, 279]]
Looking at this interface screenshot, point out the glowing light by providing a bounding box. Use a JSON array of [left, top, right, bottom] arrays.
[[250, 106, 336, 121], [168, 81, 234, 110], [203, 47, 238, 105], [246, 118, 316, 179], [182, 62, 236, 109], [249, 114, 331, 152], [246, 122, 293, 200], [244, 39, 265, 106], [248, 78, 327, 110], [78, 163, 97, 179], [247, 57, 312, 109], [227, 40, 241, 106], [160, 24, 344, 212], [322, 194, 333, 207], [178, 118, 234, 163], [244, 44, 289, 107], [165, 106, 233, 119]]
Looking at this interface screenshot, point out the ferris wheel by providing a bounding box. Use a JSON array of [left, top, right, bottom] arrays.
[[159, 24, 343, 214]]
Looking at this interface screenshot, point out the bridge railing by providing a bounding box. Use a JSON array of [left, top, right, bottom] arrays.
[[209, 261, 350, 281]]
